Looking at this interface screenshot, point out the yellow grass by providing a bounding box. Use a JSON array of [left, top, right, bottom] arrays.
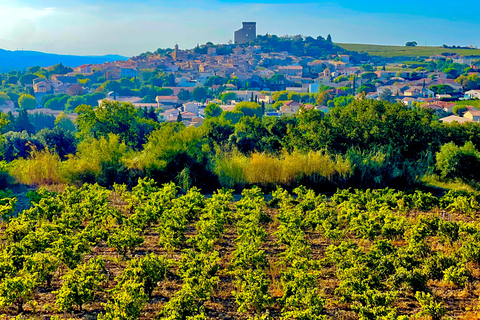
[[215, 150, 352, 188], [9, 149, 64, 185]]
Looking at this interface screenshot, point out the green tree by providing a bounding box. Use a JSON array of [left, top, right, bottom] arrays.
[[233, 101, 263, 118], [361, 72, 378, 82], [205, 103, 222, 118], [19, 73, 40, 86], [219, 92, 237, 103], [192, 87, 208, 102], [0, 92, 10, 105], [178, 89, 191, 101], [75, 100, 159, 149], [18, 94, 38, 110], [379, 89, 393, 102], [405, 41, 418, 47]]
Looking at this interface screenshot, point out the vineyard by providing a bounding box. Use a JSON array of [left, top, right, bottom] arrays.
[[1, 180, 480, 319]]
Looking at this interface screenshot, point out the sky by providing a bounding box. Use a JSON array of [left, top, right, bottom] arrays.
[[0, 0, 479, 57]]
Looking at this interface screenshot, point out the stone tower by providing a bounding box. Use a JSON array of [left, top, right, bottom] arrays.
[[234, 22, 256, 44]]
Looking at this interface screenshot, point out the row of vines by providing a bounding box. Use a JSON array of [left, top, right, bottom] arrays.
[[1, 181, 480, 319]]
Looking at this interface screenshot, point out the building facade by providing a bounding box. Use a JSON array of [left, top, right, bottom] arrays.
[[234, 22, 256, 44]]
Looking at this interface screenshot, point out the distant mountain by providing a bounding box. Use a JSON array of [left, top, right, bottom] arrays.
[[0, 49, 128, 72]]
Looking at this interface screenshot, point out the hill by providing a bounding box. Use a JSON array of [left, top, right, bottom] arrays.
[[336, 43, 480, 58], [0, 49, 128, 72]]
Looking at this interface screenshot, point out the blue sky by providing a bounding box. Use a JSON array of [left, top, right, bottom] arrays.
[[0, 0, 478, 56]]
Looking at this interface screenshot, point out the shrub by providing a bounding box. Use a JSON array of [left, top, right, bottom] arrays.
[[54, 258, 107, 311], [0, 274, 36, 313], [415, 292, 446, 320]]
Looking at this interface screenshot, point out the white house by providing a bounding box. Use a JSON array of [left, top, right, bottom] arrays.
[[465, 90, 480, 100], [183, 102, 201, 114]]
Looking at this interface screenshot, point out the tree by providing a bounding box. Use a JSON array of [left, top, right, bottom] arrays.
[[360, 64, 374, 72], [19, 73, 39, 86], [75, 100, 159, 149], [233, 101, 263, 118], [219, 92, 237, 103], [361, 72, 378, 82], [192, 87, 208, 102], [379, 89, 393, 102], [326, 34, 332, 43], [18, 94, 38, 110], [178, 89, 191, 101], [430, 84, 455, 95], [316, 91, 333, 106], [205, 103, 222, 118], [14, 109, 35, 134], [0, 92, 10, 105], [406, 41, 418, 47]]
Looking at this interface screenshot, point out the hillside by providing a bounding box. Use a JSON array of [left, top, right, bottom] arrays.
[[336, 43, 480, 58], [0, 49, 128, 72]]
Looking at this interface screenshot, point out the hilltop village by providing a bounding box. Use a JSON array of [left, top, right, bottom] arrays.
[[1, 22, 480, 127]]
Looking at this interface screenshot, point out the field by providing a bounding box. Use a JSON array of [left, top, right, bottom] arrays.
[[337, 43, 480, 58], [1, 181, 480, 320]]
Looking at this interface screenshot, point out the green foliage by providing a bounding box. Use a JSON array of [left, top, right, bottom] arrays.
[[116, 253, 170, 298], [18, 94, 37, 110], [233, 101, 263, 118], [415, 292, 446, 320], [435, 140, 480, 188], [55, 258, 107, 311], [443, 265, 470, 287], [107, 226, 144, 257], [98, 280, 148, 320], [232, 269, 271, 314], [205, 103, 222, 118], [0, 274, 36, 313], [75, 100, 159, 149], [22, 252, 59, 287]]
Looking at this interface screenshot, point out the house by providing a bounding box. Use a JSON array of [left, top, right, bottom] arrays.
[[189, 117, 204, 127], [464, 110, 480, 122], [33, 81, 52, 93], [120, 67, 137, 78], [440, 115, 472, 124], [277, 66, 303, 77], [183, 102, 201, 114], [0, 101, 16, 113], [402, 97, 417, 107], [75, 64, 92, 73], [99, 93, 143, 105], [156, 96, 179, 105], [465, 90, 480, 100], [257, 94, 273, 104], [338, 55, 350, 63], [51, 75, 78, 84], [375, 71, 396, 79], [279, 100, 302, 114], [163, 87, 195, 96], [452, 57, 472, 66]]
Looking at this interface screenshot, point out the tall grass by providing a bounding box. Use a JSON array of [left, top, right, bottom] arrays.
[[215, 150, 351, 189], [9, 149, 64, 185], [215, 147, 430, 191]]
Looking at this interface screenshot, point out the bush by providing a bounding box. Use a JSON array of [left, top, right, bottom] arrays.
[[54, 258, 107, 311]]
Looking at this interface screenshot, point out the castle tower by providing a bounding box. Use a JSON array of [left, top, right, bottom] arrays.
[[234, 22, 256, 44], [172, 44, 179, 60]]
